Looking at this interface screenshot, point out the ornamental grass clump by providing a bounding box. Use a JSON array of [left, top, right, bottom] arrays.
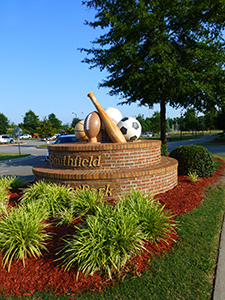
[[120, 189, 176, 243], [0, 201, 50, 271], [20, 180, 52, 204], [0, 175, 24, 190], [0, 186, 10, 215], [57, 203, 146, 279], [21, 181, 76, 219], [169, 145, 216, 177], [70, 187, 104, 219]]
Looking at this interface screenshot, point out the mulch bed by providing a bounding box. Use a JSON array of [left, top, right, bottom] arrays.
[[1, 158, 225, 298]]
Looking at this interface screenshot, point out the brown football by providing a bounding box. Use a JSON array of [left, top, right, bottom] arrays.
[[84, 111, 101, 139]]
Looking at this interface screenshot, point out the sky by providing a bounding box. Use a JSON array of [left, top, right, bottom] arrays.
[[0, 1, 187, 125]]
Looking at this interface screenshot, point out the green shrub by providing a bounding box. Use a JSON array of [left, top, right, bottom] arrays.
[[120, 189, 176, 243], [0, 201, 50, 271], [57, 203, 145, 279], [20, 180, 52, 203], [0, 175, 25, 190], [169, 145, 216, 177], [71, 188, 104, 218], [54, 188, 104, 226], [161, 144, 168, 156], [21, 181, 75, 218], [0, 186, 10, 215]]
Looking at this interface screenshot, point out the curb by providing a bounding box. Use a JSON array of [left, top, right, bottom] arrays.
[[0, 155, 36, 164], [213, 213, 225, 300]]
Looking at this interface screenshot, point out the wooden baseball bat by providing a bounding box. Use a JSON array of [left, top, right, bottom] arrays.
[[87, 92, 127, 143]]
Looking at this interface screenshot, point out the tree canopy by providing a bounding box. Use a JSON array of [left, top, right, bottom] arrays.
[[81, 0, 225, 144], [48, 113, 62, 133], [37, 118, 54, 139], [0, 113, 9, 134], [22, 110, 39, 135]]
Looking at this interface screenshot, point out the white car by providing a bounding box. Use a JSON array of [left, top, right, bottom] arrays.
[[141, 132, 153, 137], [0, 135, 15, 144], [19, 134, 32, 139]]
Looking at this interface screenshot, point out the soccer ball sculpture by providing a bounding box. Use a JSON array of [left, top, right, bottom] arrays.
[[117, 117, 142, 141]]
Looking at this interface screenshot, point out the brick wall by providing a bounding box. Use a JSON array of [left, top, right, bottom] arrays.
[[33, 139, 178, 201]]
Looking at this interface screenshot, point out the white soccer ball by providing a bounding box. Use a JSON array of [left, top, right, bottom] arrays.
[[105, 107, 122, 125], [117, 117, 142, 141]]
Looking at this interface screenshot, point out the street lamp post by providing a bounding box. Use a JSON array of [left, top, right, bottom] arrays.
[[72, 112, 77, 119]]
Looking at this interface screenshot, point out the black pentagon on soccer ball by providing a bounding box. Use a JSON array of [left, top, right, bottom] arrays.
[[130, 135, 138, 141], [121, 117, 129, 122], [132, 122, 139, 130], [120, 126, 127, 135]]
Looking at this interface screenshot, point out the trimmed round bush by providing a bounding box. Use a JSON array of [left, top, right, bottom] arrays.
[[169, 145, 216, 177]]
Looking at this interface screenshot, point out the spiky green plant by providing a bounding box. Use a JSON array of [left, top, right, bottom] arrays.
[[188, 170, 199, 182], [10, 176, 26, 189], [70, 188, 104, 219], [57, 202, 145, 279], [0, 186, 10, 215], [54, 206, 76, 226], [21, 181, 75, 218], [120, 189, 177, 243], [0, 175, 24, 190], [40, 184, 76, 218], [0, 201, 50, 271], [20, 180, 52, 204]]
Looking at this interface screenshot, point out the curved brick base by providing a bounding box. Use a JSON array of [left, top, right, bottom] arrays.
[[33, 140, 178, 200]]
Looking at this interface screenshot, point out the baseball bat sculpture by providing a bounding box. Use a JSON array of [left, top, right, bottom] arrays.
[[87, 92, 127, 143]]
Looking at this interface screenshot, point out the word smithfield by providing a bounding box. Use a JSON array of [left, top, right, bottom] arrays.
[[50, 155, 101, 168]]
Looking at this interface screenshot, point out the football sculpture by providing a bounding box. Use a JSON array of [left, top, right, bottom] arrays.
[[104, 107, 122, 125], [84, 111, 102, 143], [74, 120, 88, 141], [117, 117, 142, 142]]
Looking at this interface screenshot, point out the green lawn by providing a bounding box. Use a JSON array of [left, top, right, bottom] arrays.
[[0, 153, 30, 161]]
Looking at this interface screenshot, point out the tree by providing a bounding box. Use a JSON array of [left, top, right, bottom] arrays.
[[0, 113, 9, 134], [81, 0, 225, 145], [183, 108, 197, 132], [150, 112, 160, 134], [48, 113, 62, 133], [23, 110, 39, 135], [71, 117, 81, 128], [37, 118, 54, 139]]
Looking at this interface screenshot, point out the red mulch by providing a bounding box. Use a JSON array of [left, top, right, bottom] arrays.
[[1, 158, 225, 298]]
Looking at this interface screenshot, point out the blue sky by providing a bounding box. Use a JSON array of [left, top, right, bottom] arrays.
[[0, 1, 189, 125]]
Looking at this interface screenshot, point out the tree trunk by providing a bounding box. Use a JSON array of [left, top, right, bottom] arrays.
[[160, 98, 167, 145]]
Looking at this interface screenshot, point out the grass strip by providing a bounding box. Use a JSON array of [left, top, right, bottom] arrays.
[[0, 153, 30, 161], [4, 182, 224, 300]]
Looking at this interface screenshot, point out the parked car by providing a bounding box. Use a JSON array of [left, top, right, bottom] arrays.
[[0, 135, 15, 144], [141, 132, 153, 137], [45, 134, 79, 161], [19, 134, 32, 139]]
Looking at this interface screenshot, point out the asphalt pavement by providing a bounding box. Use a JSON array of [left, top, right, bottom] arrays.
[[0, 139, 47, 182]]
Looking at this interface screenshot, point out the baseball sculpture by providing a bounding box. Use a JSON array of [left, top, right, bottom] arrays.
[[87, 92, 126, 143], [104, 107, 122, 125]]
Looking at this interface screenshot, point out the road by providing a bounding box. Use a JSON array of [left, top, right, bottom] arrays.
[[0, 136, 224, 182], [167, 134, 225, 155], [0, 140, 47, 182]]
